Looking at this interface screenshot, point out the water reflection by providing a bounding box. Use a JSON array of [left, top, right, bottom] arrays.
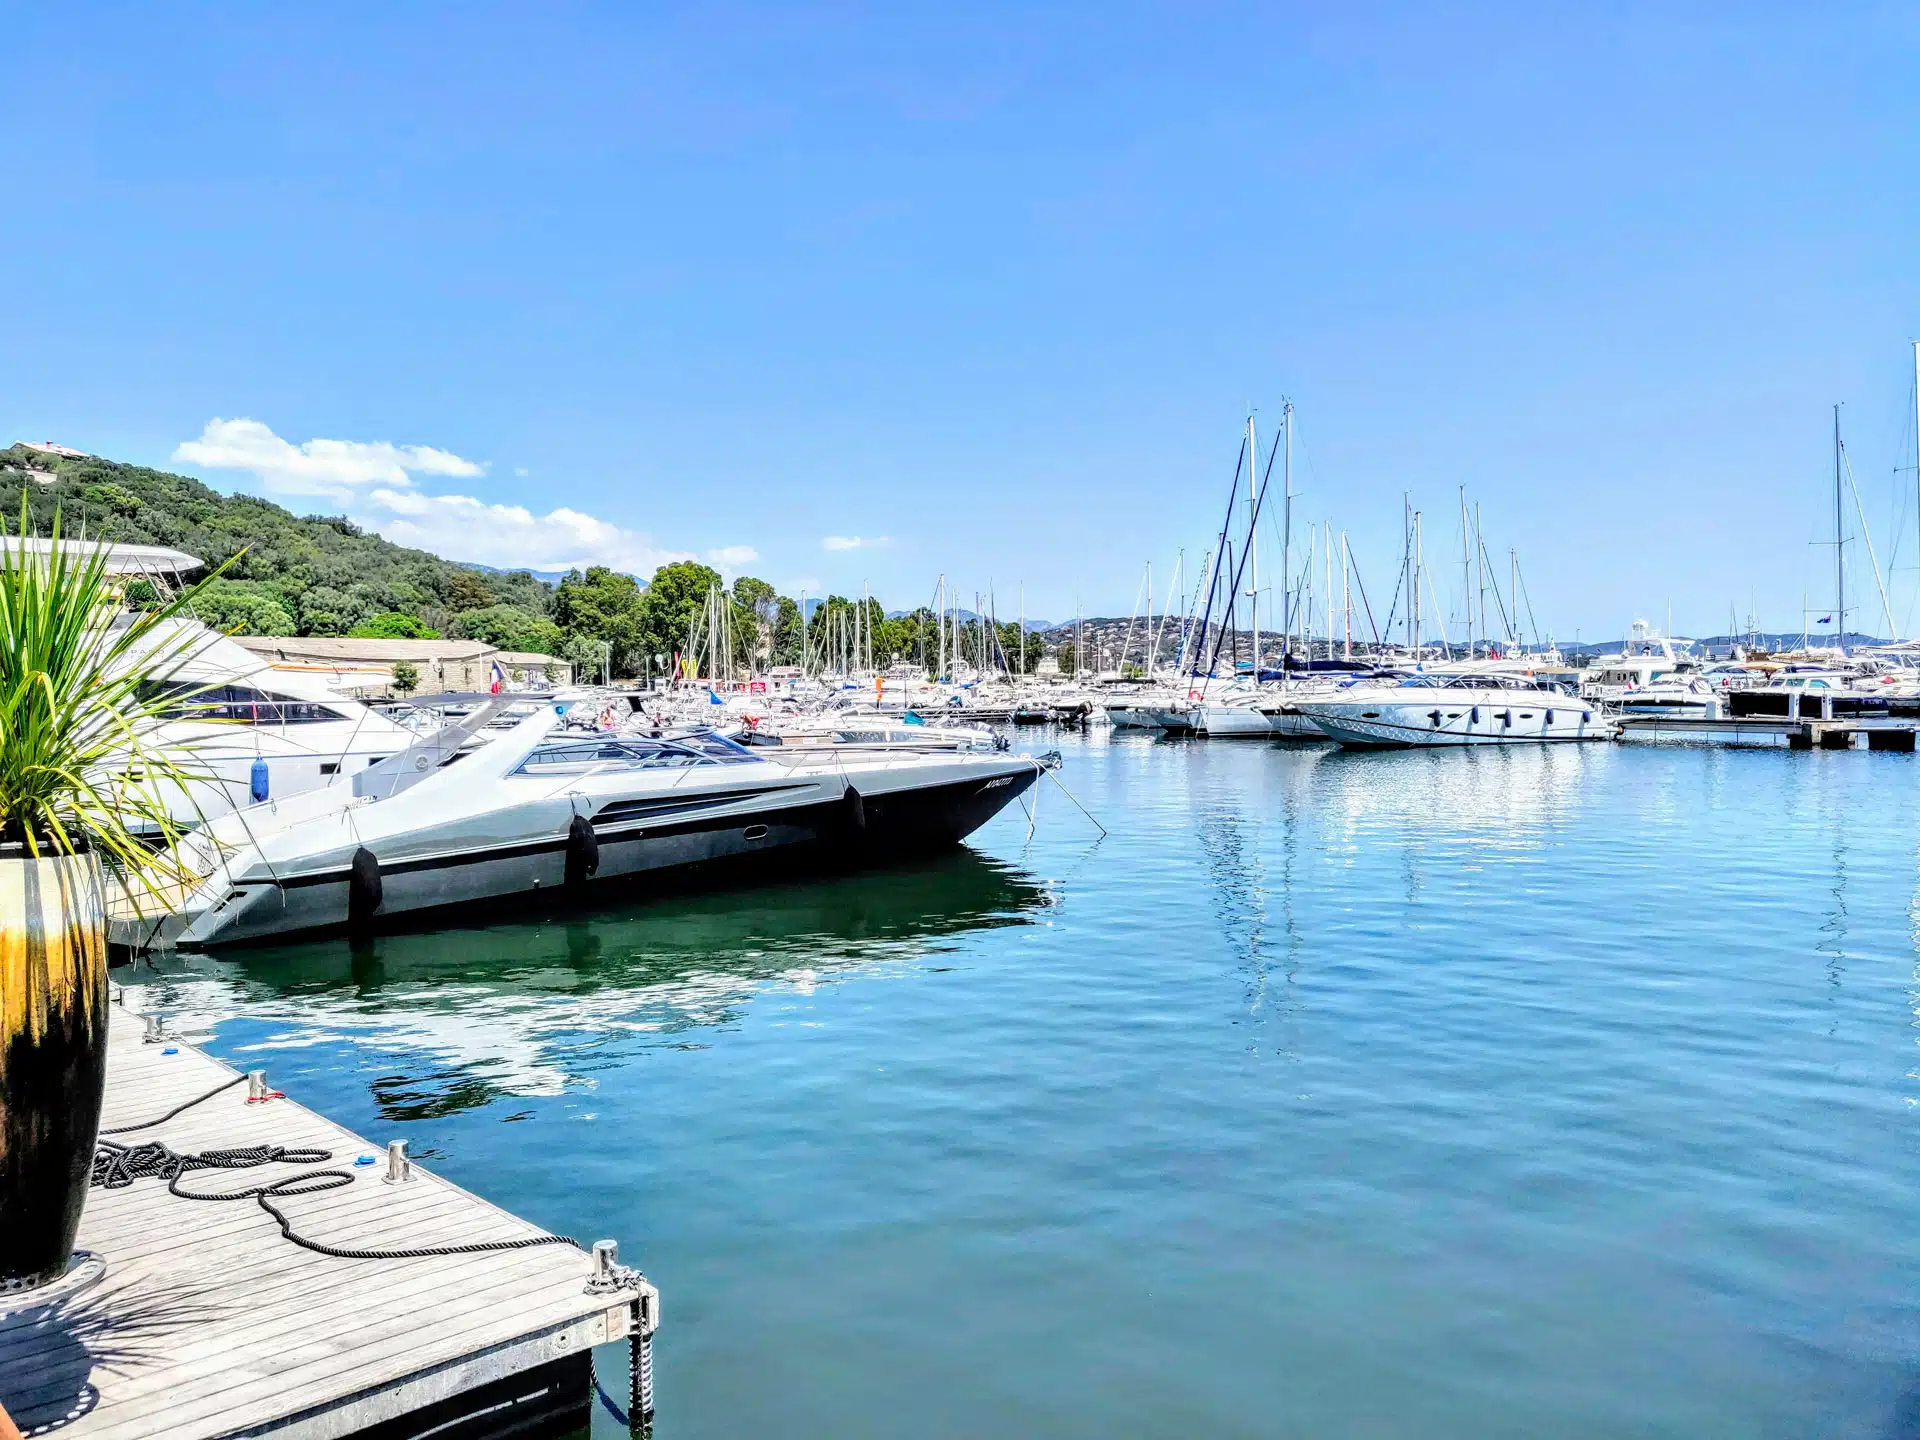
[[1316, 741, 1603, 846], [115, 848, 1050, 1110]]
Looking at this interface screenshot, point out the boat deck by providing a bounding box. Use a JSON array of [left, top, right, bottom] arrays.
[[0, 997, 655, 1439]]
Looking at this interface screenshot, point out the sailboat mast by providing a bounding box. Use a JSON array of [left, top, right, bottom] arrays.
[[1280, 402, 1293, 679], [1402, 492, 1413, 652], [1145, 563, 1153, 679], [1413, 512, 1424, 657], [1341, 530, 1351, 660], [1247, 412, 1260, 684], [1459, 487, 1471, 659], [1834, 403, 1846, 651], [1475, 504, 1485, 658], [1509, 547, 1517, 652]]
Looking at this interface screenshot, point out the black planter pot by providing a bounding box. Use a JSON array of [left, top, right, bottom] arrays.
[[0, 850, 109, 1291]]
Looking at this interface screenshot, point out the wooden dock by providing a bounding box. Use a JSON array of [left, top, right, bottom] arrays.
[[1617, 715, 1920, 750], [0, 995, 657, 1439]]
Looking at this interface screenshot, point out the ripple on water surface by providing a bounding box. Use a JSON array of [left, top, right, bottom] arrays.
[[120, 736, 1920, 1437]]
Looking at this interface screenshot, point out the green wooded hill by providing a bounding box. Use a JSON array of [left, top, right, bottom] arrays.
[[1, 443, 1053, 679], [1, 443, 559, 645]]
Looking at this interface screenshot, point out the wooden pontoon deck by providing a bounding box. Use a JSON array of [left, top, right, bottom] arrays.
[[0, 997, 656, 1439]]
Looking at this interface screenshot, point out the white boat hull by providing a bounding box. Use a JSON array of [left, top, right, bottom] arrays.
[[1193, 704, 1273, 738], [1298, 696, 1616, 748], [1105, 706, 1165, 730]]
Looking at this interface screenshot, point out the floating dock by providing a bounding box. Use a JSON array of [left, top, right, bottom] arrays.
[[1618, 715, 1920, 750], [0, 996, 657, 1439]]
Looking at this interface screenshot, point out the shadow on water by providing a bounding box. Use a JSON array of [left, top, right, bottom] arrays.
[[113, 848, 1053, 1118], [125, 846, 1048, 1003]]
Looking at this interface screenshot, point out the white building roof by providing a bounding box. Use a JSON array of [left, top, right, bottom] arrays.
[[3, 536, 204, 576]]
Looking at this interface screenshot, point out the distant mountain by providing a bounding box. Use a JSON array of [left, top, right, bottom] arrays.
[[883, 607, 1060, 629], [463, 561, 583, 586]]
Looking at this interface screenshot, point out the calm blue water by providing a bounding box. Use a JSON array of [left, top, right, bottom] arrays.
[[119, 735, 1920, 1437]]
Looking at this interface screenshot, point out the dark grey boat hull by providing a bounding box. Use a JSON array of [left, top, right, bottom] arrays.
[[182, 769, 1038, 948]]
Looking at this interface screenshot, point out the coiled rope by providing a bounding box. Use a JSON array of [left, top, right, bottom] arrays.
[[90, 1076, 577, 1261]]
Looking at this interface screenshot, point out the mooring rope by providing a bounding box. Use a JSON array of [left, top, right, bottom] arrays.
[[90, 1078, 577, 1261], [98, 1075, 247, 1134]]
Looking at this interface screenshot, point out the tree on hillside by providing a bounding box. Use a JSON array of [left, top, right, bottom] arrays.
[[194, 580, 297, 636], [731, 575, 776, 623], [350, 611, 441, 639], [443, 569, 493, 613], [730, 575, 780, 666], [991, 621, 1043, 674], [456, 603, 564, 656], [633, 561, 722, 669], [554, 566, 646, 674], [771, 595, 804, 665], [562, 632, 607, 683]]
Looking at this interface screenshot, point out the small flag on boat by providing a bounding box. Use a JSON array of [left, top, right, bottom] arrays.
[[489, 660, 505, 694], [1818, 615, 1833, 624]]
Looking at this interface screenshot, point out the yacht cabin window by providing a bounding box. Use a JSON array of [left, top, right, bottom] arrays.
[[513, 734, 758, 776], [138, 680, 348, 725]]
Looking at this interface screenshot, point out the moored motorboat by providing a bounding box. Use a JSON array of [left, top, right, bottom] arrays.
[[125, 621, 431, 828], [1614, 675, 1723, 720], [1294, 674, 1615, 748], [127, 710, 1041, 948]]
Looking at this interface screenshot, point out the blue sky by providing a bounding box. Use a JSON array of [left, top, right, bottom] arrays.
[[4, 4, 1918, 640]]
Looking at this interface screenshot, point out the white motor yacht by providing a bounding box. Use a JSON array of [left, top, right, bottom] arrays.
[[1582, 620, 1699, 702], [131, 709, 1041, 949], [1256, 673, 1373, 740], [1614, 674, 1724, 720], [1294, 674, 1616, 748], [128, 621, 430, 827]]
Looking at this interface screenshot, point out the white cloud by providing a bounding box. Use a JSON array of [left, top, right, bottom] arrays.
[[174, 417, 482, 500], [175, 417, 696, 576], [822, 535, 892, 551], [358, 490, 693, 575], [705, 545, 758, 569]]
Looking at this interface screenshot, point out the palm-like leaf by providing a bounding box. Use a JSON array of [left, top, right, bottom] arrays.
[[0, 499, 237, 899]]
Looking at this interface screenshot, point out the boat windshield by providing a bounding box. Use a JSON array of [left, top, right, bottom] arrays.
[[136, 679, 350, 725], [513, 733, 759, 775], [1393, 675, 1547, 692]]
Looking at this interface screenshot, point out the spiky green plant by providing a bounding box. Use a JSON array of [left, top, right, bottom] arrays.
[[0, 501, 233, 893]]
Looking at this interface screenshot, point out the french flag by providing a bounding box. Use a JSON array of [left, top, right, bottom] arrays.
[[489, 660, 505, 694]]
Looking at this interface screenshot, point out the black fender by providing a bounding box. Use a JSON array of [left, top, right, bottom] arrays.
[[348, 847, 382, 928], [842, 785, 867, 831], [565, 813, 600, 887]]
